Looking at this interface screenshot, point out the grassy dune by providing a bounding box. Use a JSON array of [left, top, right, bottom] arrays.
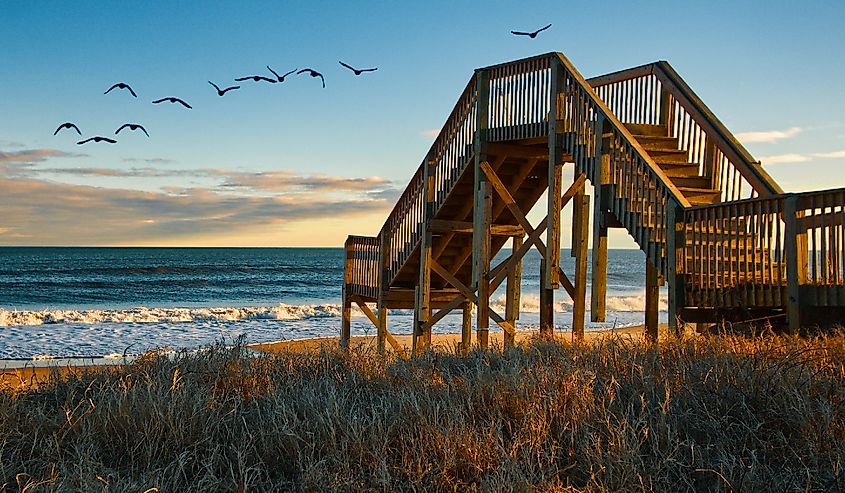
[[2, 333, 844, 492]]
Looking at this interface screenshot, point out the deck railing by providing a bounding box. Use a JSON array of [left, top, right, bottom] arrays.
[[682, 187, 845, 311], [683, 195, 787, 308], [343, 235, 380, 300], [589, 62, 783, 203], [791, 188, 845, 305]]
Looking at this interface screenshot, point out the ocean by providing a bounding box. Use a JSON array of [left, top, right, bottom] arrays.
[[0, 247, 666, 359]]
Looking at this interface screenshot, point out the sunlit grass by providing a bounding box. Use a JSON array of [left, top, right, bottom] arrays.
[[2, 332, 844, 491]]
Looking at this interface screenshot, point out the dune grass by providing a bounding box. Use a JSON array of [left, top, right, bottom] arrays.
[[1, 332, 844, 492]]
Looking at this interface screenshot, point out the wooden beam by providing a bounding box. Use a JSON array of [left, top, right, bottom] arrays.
[[488, 173, 587, 295], [461, 301, 472, 354], [645, 259, 659, 343], [572, 193, 590, 341], [341, 240, 353, 349], [547, 57, 564, 289], [486, 142, 550, 159], [431, 259, 515, 336], [479, 161, 538, 244], [539, 258, 554, 337], [430, 219, 524, 236], [505, 236, 523, 348], [354, 298, 408, 359], [784, 196, 805, 332], [425, 295, 466, 330], [591, 147, 609, 322], [666, 200, 686, 336]]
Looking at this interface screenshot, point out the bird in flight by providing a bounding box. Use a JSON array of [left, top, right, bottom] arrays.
[[104, 82, 138, 97], [339, 61, 378, 76], [54, 122, 81, 135], [267, 66, 297, 82], [234, 74, 277, 84], [511, 23, 552, 38], [115, 123, 149, 137], [152, 97, 192, 109], [297, 68, 325, 88], [77, 136, 117, 145], [208, 80, 240, 96]]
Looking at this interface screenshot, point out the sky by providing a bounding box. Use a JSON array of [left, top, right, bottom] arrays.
[[1, 1, 843, 247]]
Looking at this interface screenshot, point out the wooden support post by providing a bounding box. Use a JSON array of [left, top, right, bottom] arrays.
[[666, 200, 686, 336], [571, 183, 584, 258], [591, 143, 610, 322], [645, 258, 660, 343], [473, 69, 491, 349], [504, 236, 523, 349], [377, 232, 390, 354], [539, 258, 554, 337], [341, 239, 353, 349], [546, 58, 563, 288], [785, 195, 807, 332], [415, 159, 436, 354], [461, 301, 472, 354], [377, 302, 387, 355], [572, 193, 590, 341]]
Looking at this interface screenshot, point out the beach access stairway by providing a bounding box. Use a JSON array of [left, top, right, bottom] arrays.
[[343, 52, 845, 347]]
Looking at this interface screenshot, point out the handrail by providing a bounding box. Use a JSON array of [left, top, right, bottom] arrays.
[[555, 53, 692, 209], [652, 61, 783, 196], [587, 61, 783, 201]]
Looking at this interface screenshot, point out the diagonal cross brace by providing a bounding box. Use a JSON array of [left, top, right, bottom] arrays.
[[352, 296, 408, 359], [430, 259, 515, 335]]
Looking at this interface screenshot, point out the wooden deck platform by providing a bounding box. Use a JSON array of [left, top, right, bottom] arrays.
[[343, 52, 845, 354]]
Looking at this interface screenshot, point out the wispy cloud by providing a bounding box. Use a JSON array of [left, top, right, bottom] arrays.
[[814, 150, 845, 159], [0, 148, 80, 164], [419, 128, 440, 139], [760, 153, 811, 165], [122, 157, 176, 165], [736, 127, 802, 144], [218, 171, 394, 194]]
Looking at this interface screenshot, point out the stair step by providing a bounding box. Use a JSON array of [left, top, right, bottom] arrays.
[[679, 187, 721, 206], [670, 176, 712, 189], [624, 123, 668, 137], [657, 162, 700, 178]]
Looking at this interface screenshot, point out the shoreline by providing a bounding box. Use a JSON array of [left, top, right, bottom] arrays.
[[1, 325, 650, 390]]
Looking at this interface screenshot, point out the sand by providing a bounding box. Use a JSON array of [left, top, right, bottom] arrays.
[[1, 325, 653, 391]]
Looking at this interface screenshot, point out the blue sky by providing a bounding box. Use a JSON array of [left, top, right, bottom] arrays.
[[1, 1, 843, 246]]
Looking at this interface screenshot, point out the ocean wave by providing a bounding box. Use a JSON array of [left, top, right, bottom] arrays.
[[0, 304, 344, 327], [489, 292, 667, 314]]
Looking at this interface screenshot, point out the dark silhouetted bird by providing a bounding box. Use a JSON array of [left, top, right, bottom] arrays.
[[115, 123, 149, 137], [208, 81, 240, 96], [267, 66, 297, 82], [297, 68, 325, 88], [104, 82, 137, 97], [77, 136, 117, 145], [510, 23, 552, 38], [152, 97, 192, 109], [234, 74, 277, 83], [339, 61, 378, 76], [54, 122, 81, 135]]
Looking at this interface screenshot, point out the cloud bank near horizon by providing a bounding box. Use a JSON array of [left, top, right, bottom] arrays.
[[0, 147, 396, 245]]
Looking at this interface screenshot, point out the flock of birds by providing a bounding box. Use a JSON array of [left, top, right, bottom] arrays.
[[52, 24, 551, 146], [52, 61, 379, 145]]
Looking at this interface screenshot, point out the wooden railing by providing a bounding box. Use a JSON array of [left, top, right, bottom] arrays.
[[682, 187, 845, 312], [588, 62, 783, 203], [344, 235, 380, 300], [683, 196, 787, 308], [554, 53, 691, 274], [791, 188, 845, 305], [486, 56, 553, 142]]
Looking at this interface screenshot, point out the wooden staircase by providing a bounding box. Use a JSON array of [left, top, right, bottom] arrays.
[[342, 52, 845, 353]]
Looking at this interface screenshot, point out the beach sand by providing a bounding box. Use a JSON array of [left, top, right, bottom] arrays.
[[1, 324, 653, 391]]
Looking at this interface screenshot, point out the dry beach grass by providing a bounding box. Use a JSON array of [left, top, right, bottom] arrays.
[[2, 331, 845, 491]]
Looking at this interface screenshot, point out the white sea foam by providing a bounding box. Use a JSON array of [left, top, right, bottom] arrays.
[[0, 304, 344, 327]]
